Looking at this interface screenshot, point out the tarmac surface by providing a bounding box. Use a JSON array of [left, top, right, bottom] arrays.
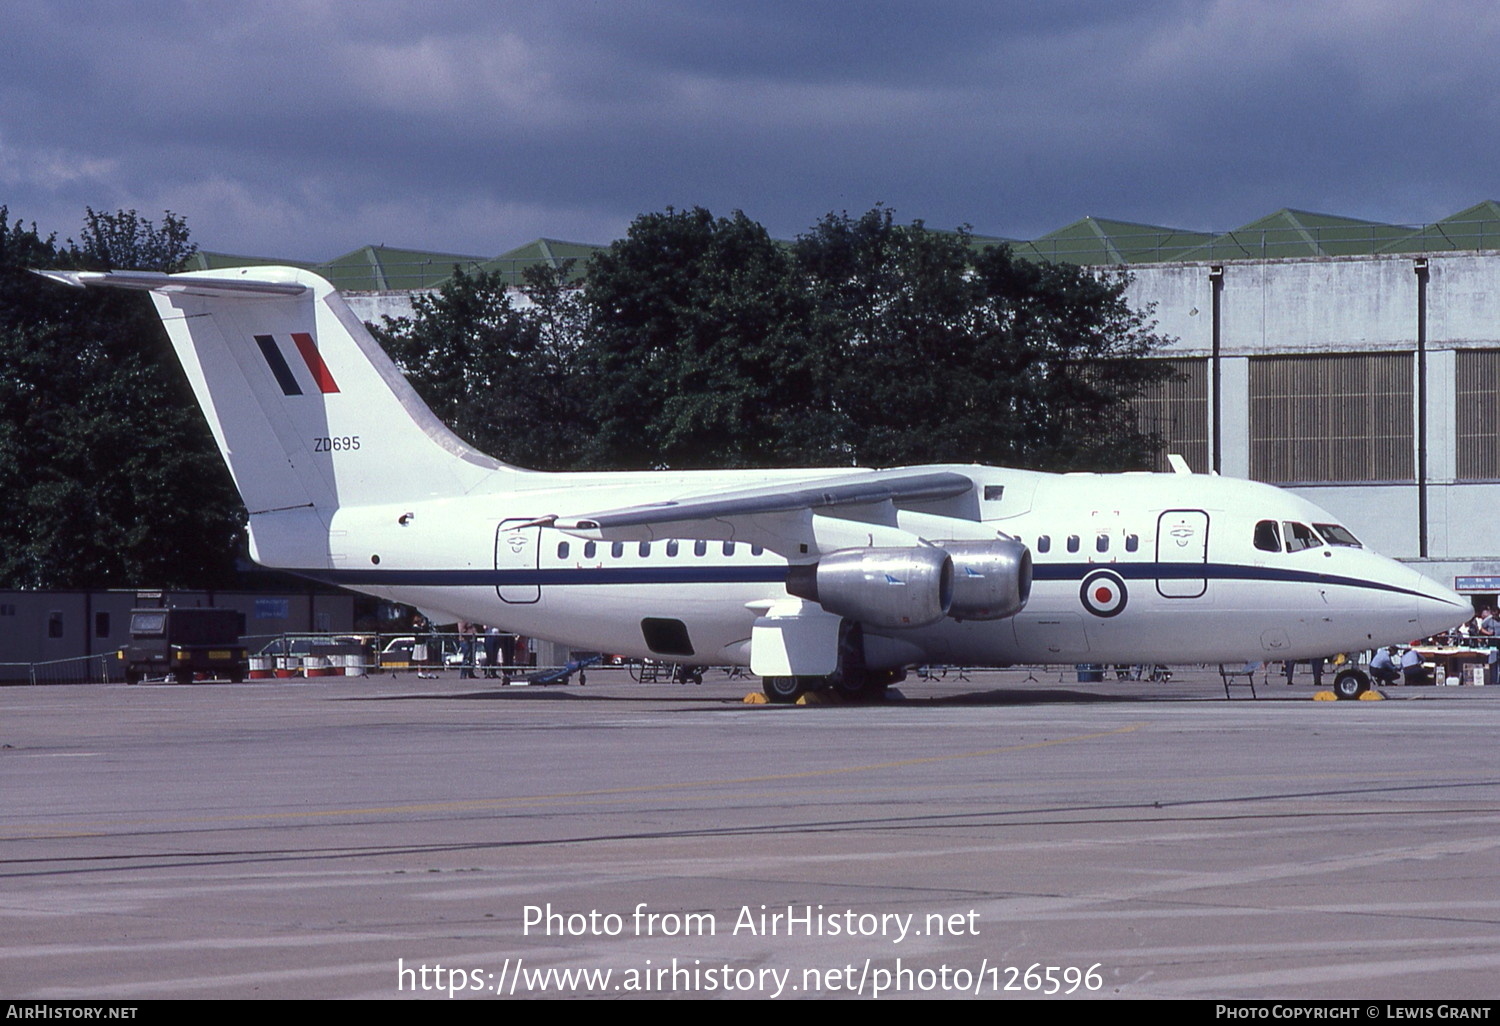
[[3, 665, 1500, 1001]]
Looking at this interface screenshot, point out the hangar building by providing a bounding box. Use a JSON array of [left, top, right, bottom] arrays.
[[1105, 202, 1500, 607]]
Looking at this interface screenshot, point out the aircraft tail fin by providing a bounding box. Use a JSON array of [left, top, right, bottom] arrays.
[[40, 266, 519, 518]]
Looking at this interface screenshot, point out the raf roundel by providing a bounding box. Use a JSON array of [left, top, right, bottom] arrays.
[[1079, 569, 1128, 618]]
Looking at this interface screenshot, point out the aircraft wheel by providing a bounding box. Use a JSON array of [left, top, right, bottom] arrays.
[[1333, 668, 1369, 700], [831, 670, 868, 699], [832, 668, 896, 701], [762, 676, 805, 703]]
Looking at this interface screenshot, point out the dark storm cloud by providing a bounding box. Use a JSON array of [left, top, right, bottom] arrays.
[[2, 0, 1496, 259]]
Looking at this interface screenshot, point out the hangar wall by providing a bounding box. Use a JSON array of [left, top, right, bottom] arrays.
[[1125, 251, 1500, 595]]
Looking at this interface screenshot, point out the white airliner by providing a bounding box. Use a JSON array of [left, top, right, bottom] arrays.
[[40, 265, 1469, 700]]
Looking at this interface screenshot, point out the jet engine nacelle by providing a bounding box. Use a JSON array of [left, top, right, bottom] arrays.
[[943, 538, 1032, 621], [785, 547, 953, 629]]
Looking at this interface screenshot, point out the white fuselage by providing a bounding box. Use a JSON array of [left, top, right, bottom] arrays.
[[298, 464, 1465, 668]]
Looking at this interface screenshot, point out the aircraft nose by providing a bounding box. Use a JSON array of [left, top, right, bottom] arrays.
[[1408, 568, 1470, 639]]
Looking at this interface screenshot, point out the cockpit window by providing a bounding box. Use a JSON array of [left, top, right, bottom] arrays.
[[1313, 523, 1362, 547], [1284, 521, 1323, 552], [1254, 520, 1281, 553]]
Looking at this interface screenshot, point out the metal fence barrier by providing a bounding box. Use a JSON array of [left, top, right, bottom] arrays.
[[0, 654, 121, 686]]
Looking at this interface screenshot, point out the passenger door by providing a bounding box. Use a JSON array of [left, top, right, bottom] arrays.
[[495, 519, 542, 604], [1155, 509, 1208, 598]]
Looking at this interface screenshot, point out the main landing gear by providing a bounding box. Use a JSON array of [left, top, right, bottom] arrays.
[[760, 621, 905, 703]]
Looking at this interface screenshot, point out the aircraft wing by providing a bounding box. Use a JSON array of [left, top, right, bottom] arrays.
[[541, 467, 977, 549]]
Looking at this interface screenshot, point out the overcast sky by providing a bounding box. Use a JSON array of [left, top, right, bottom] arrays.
[[2, 0, 1496, 261]]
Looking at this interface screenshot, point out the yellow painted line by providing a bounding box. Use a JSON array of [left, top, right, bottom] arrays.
[[1, 723, 1146, 833]]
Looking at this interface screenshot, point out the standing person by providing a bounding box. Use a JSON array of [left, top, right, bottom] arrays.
[[413, 614, 433, 679], [1475, 609, 1500, 685], [500, 632, 518, 684], [1283, 657, 1326, 686], [458, 620, 477, 679], [483, 626, 502, 679]]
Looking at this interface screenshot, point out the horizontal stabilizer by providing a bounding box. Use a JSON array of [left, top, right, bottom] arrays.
[[33, 269, 309, 298]]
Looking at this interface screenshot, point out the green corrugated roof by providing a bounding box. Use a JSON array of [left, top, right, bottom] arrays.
[[1176, 209, 1409, 261], [479, 238, 603, 283], [1011, 217, 1214, 265], [314, 245, 488, 291], [187, 251, 316, 271], [190, 201, 1500, 285], [1377, 201, 1500, 253]]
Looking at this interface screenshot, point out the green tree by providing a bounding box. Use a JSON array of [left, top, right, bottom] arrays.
[[578, 207, 842, 470], [793, 207, 1170, 471], [0, 207, 243, 589], [792, 208, 983, 466], [71, 207, 196, 272], [370, 205, 1170, 476], [371, 264, 592, 470], [966, 244, 1169, 470]]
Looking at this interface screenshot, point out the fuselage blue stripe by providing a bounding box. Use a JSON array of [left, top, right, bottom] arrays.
[[1032, 561, 1434, 600], [295, 560, 1440, 603], [303, 566, 792, 587]]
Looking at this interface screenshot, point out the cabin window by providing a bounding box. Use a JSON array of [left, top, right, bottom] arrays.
[[983, 485, 1004, 502], [751, 545, 763, 556], [666, 540, 679, 557], [1125, 533, 1139, 552], [611, 541, 624, 558], [1284, 521, 1323, 552], [1066, 535, 1080, 553], [1254, 520, 1281, 553], [724, 541, 737, 556], [584, 541, 596, 559], [1313, 523, 1362, 547], [1095, 534, 1109, 553], [638, 541, 651, 557], [1036, 535, 1050, 553], [557, 541, 569, 559]]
